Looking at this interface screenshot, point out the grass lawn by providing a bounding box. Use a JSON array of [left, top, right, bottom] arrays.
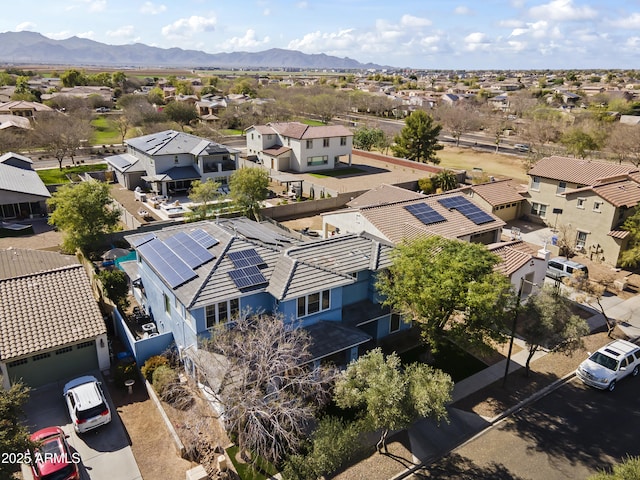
[[220, 129, 244, 136], [91, 116, 121, 145], [398, 340, 487, 382], [438, 146, 529, 183], [309, 167, 366, 178], [226, 446, 278, 480], [37, 164, 107, 185]]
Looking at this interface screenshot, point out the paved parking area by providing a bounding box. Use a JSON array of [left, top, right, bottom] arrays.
[[21, 373, 142, 480]]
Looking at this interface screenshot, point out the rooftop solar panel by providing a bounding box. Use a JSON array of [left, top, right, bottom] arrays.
[[130, 232, 156, 247], [228, 249, 266, 268], [404, 202, 446, 226], [189, 228, 219, 248], [437, 195, 495, 225], [228, 265, 268, 289], [138, 238, 197, 289], [164, 231, 215, 269]]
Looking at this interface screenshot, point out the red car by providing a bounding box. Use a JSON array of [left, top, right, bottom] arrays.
[[29, 427, 80, 480]]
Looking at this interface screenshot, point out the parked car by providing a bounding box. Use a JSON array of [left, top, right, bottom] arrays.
[[546, 257, 589, 280], [63, 376, 111, 433], [29, 426, 80, 480], [514, 143, 530, 152], [576, 339, 640, 391]]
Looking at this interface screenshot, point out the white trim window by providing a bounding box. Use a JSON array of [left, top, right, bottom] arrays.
[[576, 231, 588, 250], [206, 298, 239, 329], [556, 181, 567, 194], [531, 176, 541, 190], [577, 197, 586, 209], [530, 202, 547, 218], [297, 290, 330, 318], [593, 201, 603, 213]]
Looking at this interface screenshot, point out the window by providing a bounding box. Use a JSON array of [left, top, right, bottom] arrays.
[[307, 155, 328, 166], [306, 139, 313, 149], [530, 202, 547, 218], [164, 293, 170, 313], [593, 201, 603, 212], [390, 313, 401, 333], [297, 290, 330, 318], [577, 197, 586, 209], [206, 298, 239, 329], [576, 231, 588, 249], [323, 138, 330, 147], [340, 136, 347, 146], [556, 181, 567, 194], [531, 176, 540, 190]]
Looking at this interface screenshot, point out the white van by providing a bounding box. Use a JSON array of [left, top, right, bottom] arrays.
[[576, 339, 640, 391], [546, 257, 589, 280]]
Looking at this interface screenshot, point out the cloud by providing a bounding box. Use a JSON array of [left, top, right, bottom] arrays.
[[140, 2, 167, 15], [15, 22, 36, 32], [463, 32, 491, 51], [107, 25, 136, 40], [288, 29, 357, 53], [263, 8, 271, 16], [400, 14, 432, 28], [46, 31, 72, 40], [608, 12, 640, 29], [296, 1, 309, 8], [454, 6, 472, 15], [161, 15, 217, 39], [528, 0, 597, 21], [220, 29, 270, 50], [77, 31, 95, 39]]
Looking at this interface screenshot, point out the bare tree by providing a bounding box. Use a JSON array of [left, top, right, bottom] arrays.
[[435, 103, 481, 146], [564, 271, 616, 338], [606, 124, 640, 166], [33, 112, 91, 169], [199, 311, 335, 468], [109, 114, 130, 145]]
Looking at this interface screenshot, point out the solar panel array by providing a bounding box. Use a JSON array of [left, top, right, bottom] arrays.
[[130, 232, 156, 247], [228, 249, 266, 268], [138, 238, 197, 289], [437, 195, 495, 225], [190, 228, 219, 248], [228, 265, 268, 289], [164, 231, 215, 269], [404, 202, 446, 226]]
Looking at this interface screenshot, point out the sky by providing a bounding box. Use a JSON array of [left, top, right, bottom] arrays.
[[2, 0, 640, 70]]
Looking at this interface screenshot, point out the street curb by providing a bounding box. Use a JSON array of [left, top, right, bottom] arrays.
[[389, 371, 577, 480]]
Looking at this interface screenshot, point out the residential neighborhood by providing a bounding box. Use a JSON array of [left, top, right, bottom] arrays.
[[3, 61, 640, 480]]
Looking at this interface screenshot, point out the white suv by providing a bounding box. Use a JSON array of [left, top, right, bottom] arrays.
[[576, 339, 640, 392], [63, 375, 112, 433]]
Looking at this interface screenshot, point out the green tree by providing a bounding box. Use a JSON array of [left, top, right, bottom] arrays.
[[47, 181, 121, 254], [432, 170, 458, 191], [376, 236, 514, 350], [418, 177, 436, 194], [163, 101, 199, 131], [353, 126, 385, 151], [560, 127, 602, 158], [0, 382, 37, 479], [589, 456, 640, 479], [61, 68, 87, 87], [391, 110, 443, 164], [97, 269, 130, 310], [621, 205, 640, 268], [188, 178, 221, 219], [520, 286, 589, 376], [334, 348, 452, 453], [229, 167, 269, 220]]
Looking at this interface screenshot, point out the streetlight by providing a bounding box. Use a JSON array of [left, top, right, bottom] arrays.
[[502, 277, 537, 388]]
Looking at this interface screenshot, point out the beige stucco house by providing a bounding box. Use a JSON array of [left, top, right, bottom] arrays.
[[526, 156, 640, 265]]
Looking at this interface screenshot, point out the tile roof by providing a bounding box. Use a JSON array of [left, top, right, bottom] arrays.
[[0, 248, 78, 280], [462, 179, 525, 206], [0, 264, 106, 361], [528, 156, 638, 185], [358, 192, 505, 244], [346, 184, 425, 208], [488, 241, 538, 276], [590, 178, 640, 208]]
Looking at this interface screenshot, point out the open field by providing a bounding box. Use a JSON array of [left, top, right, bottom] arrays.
[[437, 146, 529, 183]]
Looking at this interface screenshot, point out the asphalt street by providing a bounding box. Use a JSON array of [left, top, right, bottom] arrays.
[[409, 376, 640, 479]]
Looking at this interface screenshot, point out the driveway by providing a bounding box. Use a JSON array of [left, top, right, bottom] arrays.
[[21, 373, 142, 480]]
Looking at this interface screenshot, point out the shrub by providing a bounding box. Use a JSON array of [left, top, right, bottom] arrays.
[[141, 355, 169, 382], [152, 364, 177, 396]]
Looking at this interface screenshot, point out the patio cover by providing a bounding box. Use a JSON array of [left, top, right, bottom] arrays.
[[304, 321, 372, 362]]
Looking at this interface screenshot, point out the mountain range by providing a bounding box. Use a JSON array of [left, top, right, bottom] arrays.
[[0, 31, 387, 70]]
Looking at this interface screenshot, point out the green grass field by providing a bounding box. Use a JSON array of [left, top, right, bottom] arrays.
[[37, 164, 108, 185], [91, 116, 121, 145], [309, 167, 366, 178]]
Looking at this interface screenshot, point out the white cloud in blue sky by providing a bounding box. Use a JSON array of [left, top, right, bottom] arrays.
[[2, 0, 639, 69]]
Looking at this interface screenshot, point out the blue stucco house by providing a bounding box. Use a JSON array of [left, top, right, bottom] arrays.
[[120, 217, 410, 368]]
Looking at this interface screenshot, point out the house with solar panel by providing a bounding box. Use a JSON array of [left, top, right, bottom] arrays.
[[245, 122, 353, 172], [105, 130, 240, 196], [121, 217, 403, 367], [321, 184, 547, 289]]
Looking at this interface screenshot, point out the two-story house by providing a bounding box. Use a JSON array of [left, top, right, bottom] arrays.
[[106, 130, 240, 196], [527, 156, 639, 265], [121, 217, 404, 368], [0, 152, 50, 220], [245, 122, 353, 172]]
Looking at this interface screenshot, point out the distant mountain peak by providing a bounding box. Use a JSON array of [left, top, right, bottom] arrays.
[[0, 31, 388, 70]]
